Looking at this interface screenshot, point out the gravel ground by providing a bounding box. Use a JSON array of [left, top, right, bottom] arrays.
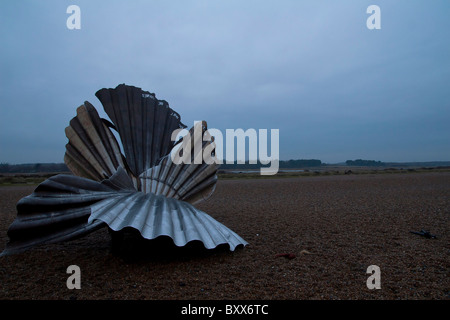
[[0, 172, 448, 300]]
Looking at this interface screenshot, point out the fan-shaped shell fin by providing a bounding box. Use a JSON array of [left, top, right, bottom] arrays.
[[138, 121, 220, 204], [0, 167, 135, 256], [64, 101, 128, 182], [95, 84, 187, 178]]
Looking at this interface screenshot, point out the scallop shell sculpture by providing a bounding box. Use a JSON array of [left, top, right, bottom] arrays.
[[1, 84, 248, 256]]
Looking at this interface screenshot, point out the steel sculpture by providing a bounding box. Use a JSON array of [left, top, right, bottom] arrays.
[[1, 84, 248, 256]]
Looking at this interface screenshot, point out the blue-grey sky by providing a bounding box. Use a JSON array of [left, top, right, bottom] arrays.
[[1, 0, 449, 164]]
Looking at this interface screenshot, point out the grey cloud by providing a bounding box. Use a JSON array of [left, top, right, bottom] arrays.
[[0, 0, 449, 164]]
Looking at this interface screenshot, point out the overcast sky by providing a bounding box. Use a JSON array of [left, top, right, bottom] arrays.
[[1, 0, 449, 164]]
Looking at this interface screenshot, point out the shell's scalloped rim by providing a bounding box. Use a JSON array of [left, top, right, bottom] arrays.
[[108, 230, 249, 253], [94, 217, 249, 252]]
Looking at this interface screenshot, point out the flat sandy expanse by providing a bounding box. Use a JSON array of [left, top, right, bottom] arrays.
[[0, 172, 448, 300]]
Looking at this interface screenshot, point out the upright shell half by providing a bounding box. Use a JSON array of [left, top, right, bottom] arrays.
[[1, 84, 248, 256]]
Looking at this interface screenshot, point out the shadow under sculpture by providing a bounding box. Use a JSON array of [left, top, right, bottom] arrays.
[[1, 84, 248, 256]]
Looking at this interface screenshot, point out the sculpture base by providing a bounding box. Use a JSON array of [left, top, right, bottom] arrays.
[[107, 227, 239, 262]]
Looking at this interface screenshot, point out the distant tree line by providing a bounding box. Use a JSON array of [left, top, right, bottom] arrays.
[[345, 159, 386, 166], [0, 159, 323, 173], [2, 159, 447, 174], [220, 159, 322, 170], [279, 159, 322, 168], [0, 163, 69, 173]]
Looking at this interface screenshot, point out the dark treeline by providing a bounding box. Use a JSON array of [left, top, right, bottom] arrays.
[[0, 159, 323, 173], [345, 159, 450, 167], [0, 163, 69, 174], [219, 159, 322, 170], [345, 159, 386, 166], [1, 159, 449, 173]]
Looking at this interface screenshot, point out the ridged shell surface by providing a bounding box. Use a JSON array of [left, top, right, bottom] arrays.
[[95, 84, 187, 178], [1, 167, 134, 256], [88, 192, 247, 251], [64, 101, 127, 182]]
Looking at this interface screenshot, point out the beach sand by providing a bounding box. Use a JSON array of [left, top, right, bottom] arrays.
[[0, 172, 448, 300]]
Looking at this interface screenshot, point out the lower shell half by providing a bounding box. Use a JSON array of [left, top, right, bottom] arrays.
[[88, 192, 248, 251], [1, 170, 247, 256]]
